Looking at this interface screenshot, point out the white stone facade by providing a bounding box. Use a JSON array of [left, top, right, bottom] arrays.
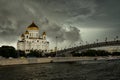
[[17, 22, 49, 53]]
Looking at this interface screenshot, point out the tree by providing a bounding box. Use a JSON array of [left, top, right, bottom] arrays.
[[71, 49, 111, 57], [27, 50, 43, 57], [45, 52, 56, 57], [0, 46, 17, 58], [17, 50, 26, 57], [112, 52, 120, 56]]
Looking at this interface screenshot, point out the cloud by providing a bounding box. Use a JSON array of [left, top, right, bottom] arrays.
[[40, 18, 81, 43], [0, 0, 82, 48], [0, 0, 119, 48], [33, 0, 97, 24]]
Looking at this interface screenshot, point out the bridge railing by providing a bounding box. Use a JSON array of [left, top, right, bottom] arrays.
[[56, 40, 120, 55]]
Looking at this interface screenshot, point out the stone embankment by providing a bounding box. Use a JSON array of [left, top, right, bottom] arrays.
[[0, 58, 52, 65], [0, 56, 120, 66]]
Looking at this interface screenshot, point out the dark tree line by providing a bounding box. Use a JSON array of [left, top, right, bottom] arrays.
[[0, 46, 17, 58], [72, 50, 120, 57], [27, 50, 43, 57], [16, 50, 45, 58], [0, 46, 55, 58], [0, 46, 44, 58], [0, 46, 120, 58]]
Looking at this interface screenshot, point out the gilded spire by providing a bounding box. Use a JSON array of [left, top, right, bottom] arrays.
[[21, 34, 24, 37], [42, 32, 46, 35]]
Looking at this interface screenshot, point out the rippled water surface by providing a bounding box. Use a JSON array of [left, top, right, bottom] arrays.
[[0, 60, 120, 80]]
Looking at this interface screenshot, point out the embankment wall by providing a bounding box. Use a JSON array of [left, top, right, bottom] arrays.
[[0, 56, 120, 66]]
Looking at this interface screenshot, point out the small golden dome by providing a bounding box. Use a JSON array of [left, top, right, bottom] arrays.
[[27, 22, 39, 30], [25, 30, 29, 34], [21, 34, 24, 37], [42, 32, 46, 35]]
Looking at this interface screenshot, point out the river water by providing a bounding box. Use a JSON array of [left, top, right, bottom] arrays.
[[0, 60, 120, 80]]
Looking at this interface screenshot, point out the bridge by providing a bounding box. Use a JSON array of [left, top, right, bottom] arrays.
[[55, 40, 120, 56]]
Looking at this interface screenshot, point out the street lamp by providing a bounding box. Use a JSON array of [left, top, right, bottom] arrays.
[[114, 38, 116, 41], [56, 36, 58, 55], [74, 44, 76, 47], [116, 36, 118, 41], [105, 37, 107, 42], [79, 42, 81, 46], [86, 41, 88, 45], [96, 39, 98, 43]]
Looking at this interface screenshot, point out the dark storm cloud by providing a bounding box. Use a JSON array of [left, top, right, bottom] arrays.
[[0, 0, 82, 45], [88, 0, 120, 28], [0, 0, 119, 47], [33, 0, 97, 23]]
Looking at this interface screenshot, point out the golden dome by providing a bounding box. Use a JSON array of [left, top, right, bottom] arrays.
[[27, 22, 39, 30], [25, 30, 29, 34], [42, 32, 46, 35]]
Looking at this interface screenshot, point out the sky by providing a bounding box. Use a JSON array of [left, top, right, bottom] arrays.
[[0, 0, 120, 49]]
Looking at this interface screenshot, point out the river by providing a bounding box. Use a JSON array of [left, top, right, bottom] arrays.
[[0, 60, 120, 80]]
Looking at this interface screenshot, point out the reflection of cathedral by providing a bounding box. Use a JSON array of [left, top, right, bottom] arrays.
[[17, 22, 49, 53]]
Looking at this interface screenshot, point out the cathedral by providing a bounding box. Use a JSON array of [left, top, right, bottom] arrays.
[[17, 22, 49, 53]]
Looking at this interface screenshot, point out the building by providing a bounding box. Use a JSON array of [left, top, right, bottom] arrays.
[[17, 22, 49, 53]]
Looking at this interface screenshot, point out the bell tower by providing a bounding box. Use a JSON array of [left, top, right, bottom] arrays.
[[42, 32, 46, 40]]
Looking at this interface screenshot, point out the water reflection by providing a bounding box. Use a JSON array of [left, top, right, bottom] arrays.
[[0, 60, 120, 80]]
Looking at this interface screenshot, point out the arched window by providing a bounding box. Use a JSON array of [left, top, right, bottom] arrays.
[[37, 40, 39, 42]]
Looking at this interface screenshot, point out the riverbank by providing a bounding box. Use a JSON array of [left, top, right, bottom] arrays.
[[0, 56, 120, 66]]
